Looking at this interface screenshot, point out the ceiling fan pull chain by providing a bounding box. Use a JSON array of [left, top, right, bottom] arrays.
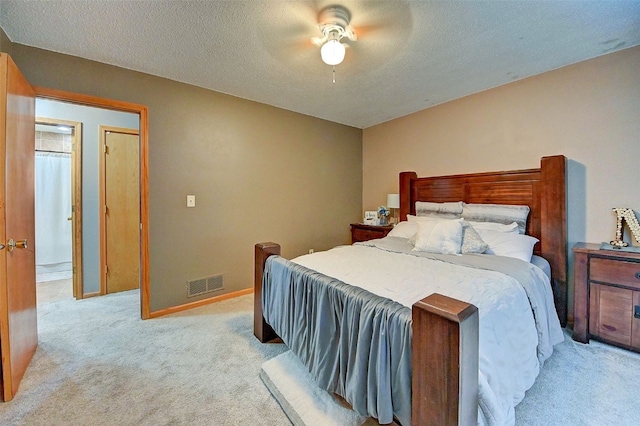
[[332, 65, 336, 83]]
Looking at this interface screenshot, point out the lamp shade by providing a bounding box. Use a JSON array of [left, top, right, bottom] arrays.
[[387, 194, 400, 209], [321, 39, 346, 65]]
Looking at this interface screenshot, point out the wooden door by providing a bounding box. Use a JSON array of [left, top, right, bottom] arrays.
[[101, 128, 140, 294], [0, 53, 37, 401]]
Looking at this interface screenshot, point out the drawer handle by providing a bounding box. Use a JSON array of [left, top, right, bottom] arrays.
[[636, 272, 640, 280], [635, 305, 640, 319]]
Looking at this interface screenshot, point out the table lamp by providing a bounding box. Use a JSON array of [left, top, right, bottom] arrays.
[[387, 194, 400, 225]]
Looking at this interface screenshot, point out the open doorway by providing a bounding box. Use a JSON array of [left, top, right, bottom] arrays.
[[34, 118, 81, 305], [36, 98, 140, 302], [33, 88, 150, 319]]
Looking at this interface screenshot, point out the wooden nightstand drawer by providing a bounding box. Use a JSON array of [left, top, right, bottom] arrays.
[[589, 284, 634, 346], [591, 257, 640, 289], [353, 228, 383, 241], [350, 224, 393, 244]]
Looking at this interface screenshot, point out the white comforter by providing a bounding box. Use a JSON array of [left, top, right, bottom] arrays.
[[292, 237, 564, 425]]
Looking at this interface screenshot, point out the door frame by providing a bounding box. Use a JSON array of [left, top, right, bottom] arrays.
[[34, 86, 151, 319], [99, 125, 140, 296], [35, 117, 83, 299]]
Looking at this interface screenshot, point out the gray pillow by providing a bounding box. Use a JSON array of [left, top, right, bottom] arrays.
[[461, 203, 530, 234], [415, 201, 463, 219], [461, 222, 489, 254]]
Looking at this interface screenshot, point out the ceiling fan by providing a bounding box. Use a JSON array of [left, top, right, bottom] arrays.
[[258, 1, 412, 83], [311, 5, 357, 79]]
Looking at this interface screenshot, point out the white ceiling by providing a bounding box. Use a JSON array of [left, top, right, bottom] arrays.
[[1, 1, 639, 129]]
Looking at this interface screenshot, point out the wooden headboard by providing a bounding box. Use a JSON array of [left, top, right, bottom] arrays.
[[399, 155, 568, 325]]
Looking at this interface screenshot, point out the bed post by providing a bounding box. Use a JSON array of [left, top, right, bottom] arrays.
[[412, 293, 479, 426], [254, 242, 280, 343], [400, 171, 417, 221], [540, 155, 567, 325]]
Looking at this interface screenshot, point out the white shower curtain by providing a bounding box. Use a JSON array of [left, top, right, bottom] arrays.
[[35, 151, 73, 275]]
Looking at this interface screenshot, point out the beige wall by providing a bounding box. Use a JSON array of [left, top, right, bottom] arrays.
[[8, 43, 362, 312], [364, 46, 640, 308]]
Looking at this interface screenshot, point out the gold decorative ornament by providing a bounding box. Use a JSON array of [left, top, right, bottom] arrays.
[[610, 207, 640, 249]]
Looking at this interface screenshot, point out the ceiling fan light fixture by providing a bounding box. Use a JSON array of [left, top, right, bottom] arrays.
[[313, 5, 356, 80], [321, 38, 346, 65]]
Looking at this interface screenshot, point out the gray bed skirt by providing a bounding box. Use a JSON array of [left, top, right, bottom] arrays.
[[262, 255, 413, 425]]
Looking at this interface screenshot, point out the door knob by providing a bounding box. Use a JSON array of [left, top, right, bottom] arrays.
[[7, 239, 27, 252]]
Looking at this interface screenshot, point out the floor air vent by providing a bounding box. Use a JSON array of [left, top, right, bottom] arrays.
[[187, 274, 223, 298]]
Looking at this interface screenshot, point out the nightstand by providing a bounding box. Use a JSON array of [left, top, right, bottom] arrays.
[[573, 242, 640, 352], [350, 223, 394, 244]]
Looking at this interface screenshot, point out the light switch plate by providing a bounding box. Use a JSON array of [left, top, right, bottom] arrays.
[[186, 195, 196, 207]]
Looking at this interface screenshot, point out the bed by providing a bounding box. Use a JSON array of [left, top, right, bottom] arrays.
[[254, 155, 567, 425]]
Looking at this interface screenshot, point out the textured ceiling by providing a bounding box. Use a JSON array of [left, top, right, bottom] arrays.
[[1, 1, 639, 129]]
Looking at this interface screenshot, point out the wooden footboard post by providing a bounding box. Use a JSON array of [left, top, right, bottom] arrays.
[[254, 242, 281, 343], [412, 294, 479, 426]]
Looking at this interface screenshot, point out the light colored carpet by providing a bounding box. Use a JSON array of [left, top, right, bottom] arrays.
[[261, 332, 640, 426], [2, 289, 639, 426], [515, 330, 640, 425], [0, 290, 289, 425], [260, 351, 367, 426]]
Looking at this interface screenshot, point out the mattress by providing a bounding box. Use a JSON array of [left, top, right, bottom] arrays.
[[264, 236, 564, 425]]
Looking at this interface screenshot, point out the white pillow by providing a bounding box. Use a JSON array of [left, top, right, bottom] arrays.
[[412, 219, 463, 255], [468, 220, 519, 234], [407, 215, 446, 244], [482, 231, 539, 262], [387, 221, 418, 239]]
